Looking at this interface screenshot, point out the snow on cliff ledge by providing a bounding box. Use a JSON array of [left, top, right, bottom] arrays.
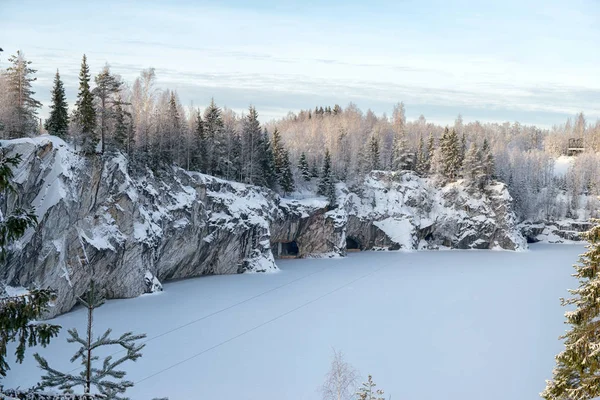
[[1, 137, 526, 317]]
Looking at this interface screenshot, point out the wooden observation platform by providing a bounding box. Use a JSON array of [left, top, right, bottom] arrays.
[[568, 138, 584, 156]]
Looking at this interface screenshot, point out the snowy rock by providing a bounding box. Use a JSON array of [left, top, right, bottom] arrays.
[[1, 138, 526, 317], [520, 220, 591, 243], [1, 137, 279, 317], [338, 171, 527, 251]]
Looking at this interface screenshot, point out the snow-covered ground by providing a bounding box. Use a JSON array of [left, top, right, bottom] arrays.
[[5, 245, 583, 400]]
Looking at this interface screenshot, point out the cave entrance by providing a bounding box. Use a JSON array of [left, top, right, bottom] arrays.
[[346, 237, 361, 252], [278, 241, 299, 258]]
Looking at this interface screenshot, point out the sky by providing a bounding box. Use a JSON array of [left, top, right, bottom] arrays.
[[1, 0, 599, 127]]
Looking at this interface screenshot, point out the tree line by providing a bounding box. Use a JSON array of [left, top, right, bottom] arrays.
[[1, 50, 599, 218]]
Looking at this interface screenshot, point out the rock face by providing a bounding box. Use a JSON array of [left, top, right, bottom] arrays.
[[520, 220, 591, 243], [1, 137, 526, 317], [337, 171, 526, 252]]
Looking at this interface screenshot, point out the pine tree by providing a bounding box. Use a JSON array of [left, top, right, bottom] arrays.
[[74, 55, 97, 154], [3, 51, 42, 138], [279, 150, 295, 195], [318, 149, 336, 206], [542, 221, 600, 400], [356, 375, 385, 400], [44, 69, 69, 139], [35, 281, 146, 399], [0, 146, 59, 377], [298, 152, 311, 181]]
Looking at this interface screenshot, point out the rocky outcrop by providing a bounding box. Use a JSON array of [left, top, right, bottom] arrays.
[[337, 171, 526, 251], [1, 137, 526, 317], [2, 137, 280, 316], [520, 220, 591, 243]]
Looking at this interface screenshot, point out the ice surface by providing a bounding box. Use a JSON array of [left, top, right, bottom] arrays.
[[4, 245, 583, 400]]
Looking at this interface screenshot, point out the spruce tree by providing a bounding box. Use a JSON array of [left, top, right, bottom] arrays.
[[259, 130, 277, 189], [203, 99, 224, 176], [194, 109, 207, 172], [74, 55, 97, 154], [318, 149, 336, 206], [440, 127, 462, 181], [368, 135, 380, 171], [44, 69, 69, 139], [279, 150, 295, 195], [426, 132, 435, 174], [3, 51, 42, 138], [241, 106, 262, 184], [481, 138, 495, 184], [461, 143, 484, 188], [542, 221, 600, 400], [391, 131, 413, 171], [166, 91, 181, 164], [415, 134, 428, 175], [298, 152, 311, 181], [272, 128, 285, 178], [0, 146, 60, 377], [93, 65, 122, 154], [35, 281, 146, 400], [356, 375, 385, 400], [460, 132, 467, 165], [113, 97, 128, 152]]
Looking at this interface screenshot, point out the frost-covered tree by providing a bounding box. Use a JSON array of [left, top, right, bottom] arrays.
[[298, 152, 311, 181], [391, 131, 412, 171], [34, 281, 146, 400], [318, 149, 336, 206], [439, 127, 462, 181], [74, 55, 97, 154], [44, 70, 69, 139], [203, 99, 225, 176], [272, 128, 285, 178], [320, 349, 358, 400], [356, 375, 385, 400], [0, 146, 59, 377], [93, 65, 122, 154], [241, 106, 263, 185], [259, 130, 277, 190], [112, 96, 130, 153], [368, 135, 380, 171], [480, 138, 495, 184], [1, 51, 41, 139], [415, 134, 428, 175], [461, 143, 484, 189], [279, 150, 295, 195], [542, 221, 600, 400]]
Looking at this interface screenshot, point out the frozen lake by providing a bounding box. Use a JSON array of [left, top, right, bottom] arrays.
[[5, 244, 584, 400]]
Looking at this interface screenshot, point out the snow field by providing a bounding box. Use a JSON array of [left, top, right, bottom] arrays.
[[6, 244, 583, 400]]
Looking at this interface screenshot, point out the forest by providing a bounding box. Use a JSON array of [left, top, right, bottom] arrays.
[[1, 51, 599, 222]]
